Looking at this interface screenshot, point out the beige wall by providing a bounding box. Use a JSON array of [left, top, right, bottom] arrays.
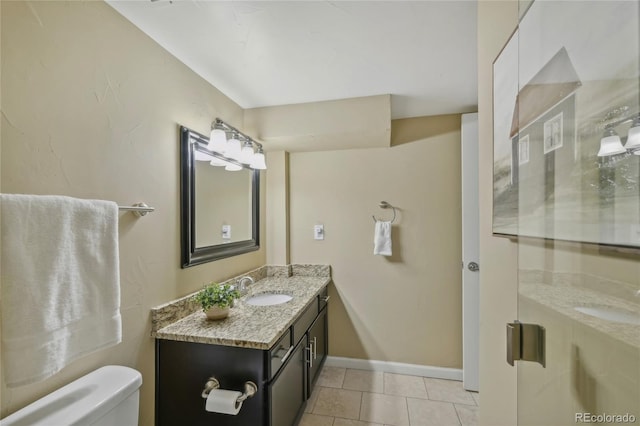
[[245, 94, 391, 152], [289, 114, 463, 367], [266, 151, 290, 265], [0, 1, 265, 424], [477, 1, 519, 425]]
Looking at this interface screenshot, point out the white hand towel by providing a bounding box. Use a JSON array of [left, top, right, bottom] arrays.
[[1, 194, 122, 387], [373, 220, 392, 256]]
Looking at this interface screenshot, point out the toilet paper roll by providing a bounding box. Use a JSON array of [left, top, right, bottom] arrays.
[[205, 389, 243, 415]]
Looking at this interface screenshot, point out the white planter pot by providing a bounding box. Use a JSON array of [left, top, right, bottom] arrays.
[[205, 305, 230, 320]]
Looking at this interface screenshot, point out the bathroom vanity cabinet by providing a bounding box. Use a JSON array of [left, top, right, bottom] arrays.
[[155, 285, 328, 426]]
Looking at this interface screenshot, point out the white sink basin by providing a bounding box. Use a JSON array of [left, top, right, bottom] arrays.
[[246, 292, 293, 306], [574, 306, 640, 325]]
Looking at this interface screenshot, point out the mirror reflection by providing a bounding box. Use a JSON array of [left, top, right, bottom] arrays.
[[194, 160, 252, 246]]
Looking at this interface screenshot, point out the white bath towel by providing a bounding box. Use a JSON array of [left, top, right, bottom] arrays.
[[1, 194, 122, 387], [373, 220, 392, 256]]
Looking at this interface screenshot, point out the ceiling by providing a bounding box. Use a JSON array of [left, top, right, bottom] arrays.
[[106, 0, 478, 120]]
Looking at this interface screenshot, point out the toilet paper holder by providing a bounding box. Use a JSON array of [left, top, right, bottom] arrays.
[[201, 377, 258, 403]]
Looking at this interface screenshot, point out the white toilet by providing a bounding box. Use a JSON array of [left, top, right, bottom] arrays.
[[1, 365, 142, 426]]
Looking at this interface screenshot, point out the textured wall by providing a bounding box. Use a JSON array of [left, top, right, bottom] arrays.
[[0, 2, 265, 423]]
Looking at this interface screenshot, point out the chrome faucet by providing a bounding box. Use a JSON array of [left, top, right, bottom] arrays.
[[237, 276, 255, 293]]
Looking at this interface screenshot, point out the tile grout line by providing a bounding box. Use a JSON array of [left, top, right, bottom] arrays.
[[453, 402, 464, 426], [423, 377, 432, 401], [404, 394, 410, 426]]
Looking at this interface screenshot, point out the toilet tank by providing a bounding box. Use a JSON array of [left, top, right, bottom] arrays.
[[0, 365, 142, 426]]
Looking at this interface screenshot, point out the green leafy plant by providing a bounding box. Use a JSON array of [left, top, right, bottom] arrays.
[[193, 282, 239, 311]]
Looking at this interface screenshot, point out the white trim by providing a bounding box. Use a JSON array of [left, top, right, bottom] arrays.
[[324, 356, 463, 381]]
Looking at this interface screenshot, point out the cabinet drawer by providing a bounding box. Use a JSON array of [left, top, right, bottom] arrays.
[[269, 329, 292, 380], [292, 299, 319, 345]]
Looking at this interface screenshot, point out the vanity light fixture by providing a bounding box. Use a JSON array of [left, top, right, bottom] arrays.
[[194, 150, 214, 162], [597, 127, 626, 157], [239, 140, 255, 164], [250, 146, 267, 170], [209, 157, 229, 167], [623, 115, 640, 152], [597, 109, 640, 157], [208, 127, 227, 154], [200, 118, 267, 170], [226, 132, 242, 161], [224, 162, 243, 172]]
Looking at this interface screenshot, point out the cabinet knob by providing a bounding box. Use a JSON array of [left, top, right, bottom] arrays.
[[322, 296, 330, 303]]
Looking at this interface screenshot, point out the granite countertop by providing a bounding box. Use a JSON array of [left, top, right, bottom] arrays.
[[519, 273, 639, 348], [151, 265, 331, 350]]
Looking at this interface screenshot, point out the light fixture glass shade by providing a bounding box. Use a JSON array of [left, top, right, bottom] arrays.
[[597, 128, 626, 157], [250, 149, 267, 170], [239, 141, 254, 164], [224, 162, 243, 171], [623, 120, 640, 152], [194, 150, 213, 161], [226, 135, 242, 160], [208, 128, 227, 153], [209, 157, 228, 167]]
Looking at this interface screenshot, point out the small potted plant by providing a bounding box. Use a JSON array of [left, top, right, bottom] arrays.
[[193, 282, 239, 320]]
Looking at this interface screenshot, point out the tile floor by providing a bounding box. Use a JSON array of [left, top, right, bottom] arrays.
[[300, 366, 479, 426]]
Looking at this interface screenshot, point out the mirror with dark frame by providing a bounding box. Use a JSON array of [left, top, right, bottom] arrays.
[[180, 125, 260, 268]]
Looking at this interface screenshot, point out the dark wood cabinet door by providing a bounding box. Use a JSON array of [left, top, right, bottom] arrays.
[[270, 340, 306, 426], [307, 307, 327, 396], [156, 339, 267, 426]]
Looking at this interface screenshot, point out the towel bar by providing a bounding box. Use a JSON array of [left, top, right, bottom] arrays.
[[118, 202, 155, 217]]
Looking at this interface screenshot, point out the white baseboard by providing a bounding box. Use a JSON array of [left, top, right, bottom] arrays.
[[324, 356, 463, 381]]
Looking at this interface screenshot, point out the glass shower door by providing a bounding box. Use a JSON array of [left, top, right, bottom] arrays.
[[514, 1, 640, 424]]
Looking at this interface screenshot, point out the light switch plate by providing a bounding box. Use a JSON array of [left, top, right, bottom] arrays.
[[314, 225, 324, 240], [222, 225, 231, 240]]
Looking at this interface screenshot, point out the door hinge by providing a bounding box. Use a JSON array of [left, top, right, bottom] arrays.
[[507, 321, 545, 367]]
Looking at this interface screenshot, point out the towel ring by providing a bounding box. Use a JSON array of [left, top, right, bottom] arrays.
[[372, 201, 396, 223]]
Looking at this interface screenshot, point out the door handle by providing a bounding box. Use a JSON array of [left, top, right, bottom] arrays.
[[306, 344, 313, 368], [467, 262, 479, 272], [279, 346, 295, 364], [506, 321, 546, 367], [312, 337, 317, 360], [506, 322, 521, 366]]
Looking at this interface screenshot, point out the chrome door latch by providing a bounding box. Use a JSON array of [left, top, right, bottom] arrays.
[[507, 321, 545, 367], [467, 262, 479, 272]]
